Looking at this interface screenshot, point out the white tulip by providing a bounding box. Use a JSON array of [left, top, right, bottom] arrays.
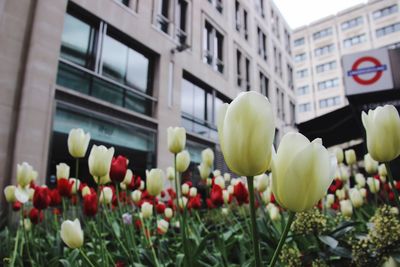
[[68, 128, 90, 158], [56, 163, 70, 180], [88, 145, 114, 178], [60, 219, 84, 248]]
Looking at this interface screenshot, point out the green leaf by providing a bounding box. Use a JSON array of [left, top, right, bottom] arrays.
[[329, 246, 352, 259], [67, 249, 80, 262], [192, 232, 218, 261], [112, 221, 121, 238], [59, 259, 71, 267], [319, 235, 339, 249]]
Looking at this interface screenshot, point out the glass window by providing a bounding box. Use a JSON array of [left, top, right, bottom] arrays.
[[127, 49, 149, 92], [294, 37, 305, 47], [194, 86, 205, 121], [102, 35, 128, 84], [60, 13, 96, 68]]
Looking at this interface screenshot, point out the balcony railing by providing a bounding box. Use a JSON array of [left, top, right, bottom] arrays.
[[181, 112, 218, 141]]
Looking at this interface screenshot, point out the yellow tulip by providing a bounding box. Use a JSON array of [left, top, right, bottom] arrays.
[[217, 91, 275, 176], [4, 185, 16, 203], [201, 148, 214, 167], [88, 145, 114, 178], [345, 149, 356, 165], [271, 132, 333, 212], [60, 219, 84, 249], [167, 127, 186, 154], [146, 169, 164, 196], [362, 105, 400, 162], [176, 150, 190, 173]]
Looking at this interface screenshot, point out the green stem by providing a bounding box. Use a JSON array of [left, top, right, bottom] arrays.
[[10, 228, 20, 266], [174, 154, 181, 214], [79, 248, 96, 267], [247, 176, 262, 267], [269, 211, 296, 267], [385, 162, 400, 216]]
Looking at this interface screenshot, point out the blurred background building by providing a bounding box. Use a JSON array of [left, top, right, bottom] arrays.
[[0, 0, 296, 192], [293, 0, 400, 123]]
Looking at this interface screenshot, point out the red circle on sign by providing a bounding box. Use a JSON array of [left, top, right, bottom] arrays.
[[351, 56, 383, 85]]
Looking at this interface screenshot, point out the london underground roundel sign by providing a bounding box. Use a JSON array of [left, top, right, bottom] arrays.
[[347, 56, 387, 85]]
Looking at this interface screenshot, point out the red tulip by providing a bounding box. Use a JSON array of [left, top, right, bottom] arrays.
[[234, 181, 249, 205], [188, 194, 202, 209], [29, 208, 43, 224], [127, 175, 141, 190], [49, 189, 62, 206], [57, 178, 73, 197], [83, 193, 98, 217], [33, 187, 51, 210], [110, 155, 128, 183], [156, 202, 166, 214], [210, 185, 223, 207], [12, 201, 22, 211]]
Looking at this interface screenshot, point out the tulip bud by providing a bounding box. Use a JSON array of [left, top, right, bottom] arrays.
[[56, 163, 70, 180], [110, 155, 128, 183], [355, 173, 366, 188], [267, 203, 281, 221], [364, 153, 378, 174], [359, 188, 367, 198], [221, 207, 229, 216], [88, 145, 114, 178], [167, 127, 186, 154], [68, 129, 90, 158], [181, 183, 189, 195], [335, 147, 344, 164], [217, 91, 275, 176], [367, 177, 380, 193], [60, 219, 84, 248], [214, 175, 225, 189], [206, 178, 212, 186], [261, 188, 272, 204], [340, 200, 353, 217], [139, 180, 145, 190], [255, 173, 269, 192], [344, 149, 356, 165], [69, 178, 80, 194], [122, 213, 132, 225], [141, 202, 153, 219], [176, 150, 190, 173], [164, 207, 173, 219], [178, 197, 188, 209], [166, 167, 175, 181], [100, 187, 113, 204], [362, 105, 400, 162], [336, 188, 346, 200], [122, 169, 133, 185], [24, 219, 32, 231], [14, 187, 30, 204], [198, 163, 211, 180], [349, 188, 363, 208], [120, 182, 127, 190], [271, 133, 333, 212], [146, 169, 164, 196], [81, 186, 91, 197], [227, 185, 234, 195], [213, 170, 221, 177], [4, 185, 16, 203], [222, 190, 230, 204], [224, 173, 231, 182], [201, 148, 214, 167], [378, 164, 387, 177], [189, 187, 197, 197], [157, 219, 169, 235], [336, 165, 350, 182], [17, 162, 34, 187], [325, 194, 335, 208], [131, 190, 142, 204]]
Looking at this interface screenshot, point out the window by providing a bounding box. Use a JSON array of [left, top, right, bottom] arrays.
[[116, 0, 130, 7], [203, 21, 224, 73], [236, 48, 251, 91], [387, 42, 400, 49], [157, 0, 170, 34], [313, 27, 332, 40], [208, 0, 223, 13], [294, 53, 306, 63], [176, 0, 189, 45], [235, 2, 248, 40], [296, 68, 308, 78], [341, 16, 363, 30], [297, 85, 310, 96], [314, 44, 334, 56], [287, 65, 293, 90], [271, 9, 280, 40], [181, 74, 228, 140], [376, 23, 400, 38], [259, 72, 269, 97], [294, 37, 305, 47], [317, 78, 339, 90], [298, 102, 311, 112], [255, 0, 265, 17], [273, 46, 282, 77], [284, 29, 291, 54], [290, 100, 296, 124], [276, 88, 285, 120], [373, 4, 398, 20], [343, 34, 367, 48], [316, 61, 337, 73], [319, 96, 341, 109], [58, 6, 155, 116], [257, 27, 267, 61]]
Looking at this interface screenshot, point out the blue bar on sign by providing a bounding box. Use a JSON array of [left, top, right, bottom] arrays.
[[347, 65, 386, 76]]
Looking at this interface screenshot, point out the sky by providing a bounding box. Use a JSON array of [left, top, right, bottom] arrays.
[[274, 0, 368, 29]]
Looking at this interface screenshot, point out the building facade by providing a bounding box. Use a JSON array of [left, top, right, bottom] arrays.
[[0, 0, 295, 193], [294, 0, 400, 123]]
